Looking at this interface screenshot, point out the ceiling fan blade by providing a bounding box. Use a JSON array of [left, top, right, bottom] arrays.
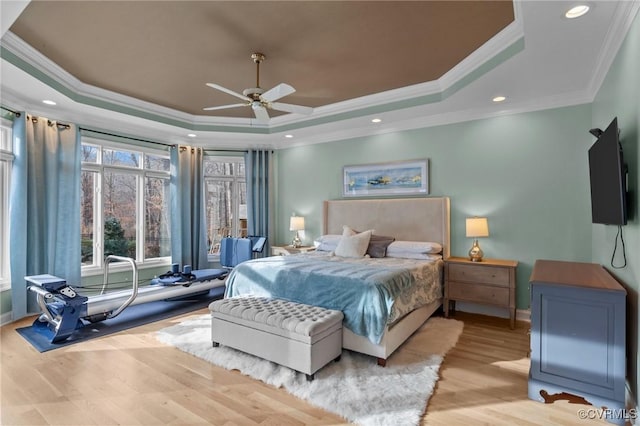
[[270, 102, 313, 115], [206, 83, 251, 101], [261, 83, 296, 102], [203, 103, 248, 111], [252, 103, 270, 123]]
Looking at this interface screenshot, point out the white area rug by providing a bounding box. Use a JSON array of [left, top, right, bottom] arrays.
[[157, 315, 463, 426]]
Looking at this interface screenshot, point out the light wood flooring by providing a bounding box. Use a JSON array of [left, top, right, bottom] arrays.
[[1, 310, 612, 425]]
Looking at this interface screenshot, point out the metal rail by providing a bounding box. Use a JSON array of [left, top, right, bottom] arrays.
[[30, 285, 57, 325], [102, 255, 139, 319]]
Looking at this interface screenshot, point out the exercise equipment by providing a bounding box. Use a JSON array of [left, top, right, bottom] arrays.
[[25, 237, 262, 343]]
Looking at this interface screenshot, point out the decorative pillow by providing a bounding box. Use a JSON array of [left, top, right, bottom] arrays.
[[386, 241, 443, 255], [314, 234, 342, 252], [386, 252, 442, 260], [335, 229, 373, 258], [341, 225, 358, 236], [366, 235, 395, 258]]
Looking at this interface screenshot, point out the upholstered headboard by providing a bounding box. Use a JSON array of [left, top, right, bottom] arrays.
[[323, 197, 451, 258]]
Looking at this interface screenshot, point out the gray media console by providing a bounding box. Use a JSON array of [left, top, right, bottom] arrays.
[[528, 259, 626, 425]]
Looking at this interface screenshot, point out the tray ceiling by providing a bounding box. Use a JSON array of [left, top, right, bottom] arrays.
[[8, 1, 514, 119]]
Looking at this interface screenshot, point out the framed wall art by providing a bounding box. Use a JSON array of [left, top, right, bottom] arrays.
[[343, 159, 429, 197]]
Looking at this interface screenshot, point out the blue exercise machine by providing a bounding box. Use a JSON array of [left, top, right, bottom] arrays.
[[25, 236, 265, 343]]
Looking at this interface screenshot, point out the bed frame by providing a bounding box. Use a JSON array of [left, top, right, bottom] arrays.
[[322, 197, 450, 365]]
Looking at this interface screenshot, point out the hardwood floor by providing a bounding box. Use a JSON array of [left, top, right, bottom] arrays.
[[1, 310, 611, 425]]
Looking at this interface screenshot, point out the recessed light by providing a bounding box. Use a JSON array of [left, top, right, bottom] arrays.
[[187, 133, 196, 138], [42, 100, 56, 105], [492, 96, 506, 103], [285, 134, 293, 138], [565, 5, 590, 19], [371, 118, 382, 123]]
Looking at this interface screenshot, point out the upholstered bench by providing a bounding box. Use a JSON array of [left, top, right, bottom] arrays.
[[209, 297, 343, 380]]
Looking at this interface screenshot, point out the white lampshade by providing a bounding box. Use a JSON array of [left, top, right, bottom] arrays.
[[466, 217, 489, 238], [289, 216, 305, 231]]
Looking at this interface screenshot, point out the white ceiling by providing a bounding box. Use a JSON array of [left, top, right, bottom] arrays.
[[1, 1, 639, 150]]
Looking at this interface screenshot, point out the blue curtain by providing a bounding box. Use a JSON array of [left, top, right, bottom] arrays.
[[170, 145, 207, 269], [245, 149, 273, 257], [9, 115, 81, 319]]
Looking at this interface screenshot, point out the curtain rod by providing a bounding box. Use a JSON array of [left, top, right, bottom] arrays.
[[80, 127, 173, 148], [1, 109, 254, 153], [80, 127, 248, 153], [1, 106, 21, 117], [1, 106, 70, 129], [2, 107, 69, 128]]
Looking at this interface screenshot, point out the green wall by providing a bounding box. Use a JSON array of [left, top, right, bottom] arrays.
[[591, 11, 640, 399], [0, 290, 10, 317], [275, 105, 594, 309]]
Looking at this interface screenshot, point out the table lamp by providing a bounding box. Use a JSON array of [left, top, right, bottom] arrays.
[[466, 217, 489, 262], [289, 216, 305, 248]]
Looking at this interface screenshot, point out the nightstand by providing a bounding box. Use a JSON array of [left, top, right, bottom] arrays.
[[444, 256, 518, 329], [270, 245, 316, 256]]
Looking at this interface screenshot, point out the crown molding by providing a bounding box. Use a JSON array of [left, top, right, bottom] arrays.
[[1, 4, 525, 133], [587, 0, 640, 99], [276, 88, 593, 149], [2, 0, 635, 150]]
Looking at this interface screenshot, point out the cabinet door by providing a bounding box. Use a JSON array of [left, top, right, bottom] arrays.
[[530, 284, 625, 401]]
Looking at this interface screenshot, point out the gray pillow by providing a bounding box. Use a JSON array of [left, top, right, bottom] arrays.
[[366, 235, 395, 258]]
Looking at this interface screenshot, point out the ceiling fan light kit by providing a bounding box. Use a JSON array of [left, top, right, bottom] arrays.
[[204, 52, 313, 123]]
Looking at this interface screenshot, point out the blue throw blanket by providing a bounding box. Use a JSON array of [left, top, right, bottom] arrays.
[[224, 255, 419, 344]]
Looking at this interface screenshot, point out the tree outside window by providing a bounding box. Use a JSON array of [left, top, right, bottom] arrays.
[[204, 157, 246, 255], [80, 140, 170, 269]]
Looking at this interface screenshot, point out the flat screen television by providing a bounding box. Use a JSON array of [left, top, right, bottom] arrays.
[[588, 117, 628, 225]]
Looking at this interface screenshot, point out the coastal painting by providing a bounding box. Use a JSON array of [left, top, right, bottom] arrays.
[[343, 159, 429, 197]]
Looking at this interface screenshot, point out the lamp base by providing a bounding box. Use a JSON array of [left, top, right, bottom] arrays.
[[291, 232, 302, 248], [468, 239, 484, 262]]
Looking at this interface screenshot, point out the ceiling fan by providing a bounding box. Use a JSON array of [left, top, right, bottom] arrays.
[[203, 52, 313, 123]]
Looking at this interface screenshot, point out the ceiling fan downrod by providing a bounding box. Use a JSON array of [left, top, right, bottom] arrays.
[[251, 52, 265, 91]]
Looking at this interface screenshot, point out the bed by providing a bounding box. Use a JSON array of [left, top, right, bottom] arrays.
[[225, 197, 450, 365]]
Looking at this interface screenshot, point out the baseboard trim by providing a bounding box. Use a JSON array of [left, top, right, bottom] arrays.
[[454, 302, 530, 323], [0, 310, 13, 326]]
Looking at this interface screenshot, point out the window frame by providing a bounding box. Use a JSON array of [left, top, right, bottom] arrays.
[[204, 155, 246, 261], [81, 137, 171, 276], [0, 119, 13, 290]]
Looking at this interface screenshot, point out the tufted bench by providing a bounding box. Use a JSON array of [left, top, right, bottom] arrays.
[[209, 297, 344, 380]]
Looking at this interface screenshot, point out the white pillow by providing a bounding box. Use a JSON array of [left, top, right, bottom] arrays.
[[335, 229, 372, 258], [386, 252, 443, 260], [314, 227, 358, 251], [314, 234, 342, 251], [386, 241, 443, 255], [341, 225, 358, 236]]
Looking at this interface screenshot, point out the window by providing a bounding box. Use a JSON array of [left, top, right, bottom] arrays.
[[81, 138, 170, 272], [0, 121, 13, 290], [204, 156, 246, 255]]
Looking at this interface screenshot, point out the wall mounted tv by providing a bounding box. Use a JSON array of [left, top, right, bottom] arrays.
[[588, 117, 628, 225]]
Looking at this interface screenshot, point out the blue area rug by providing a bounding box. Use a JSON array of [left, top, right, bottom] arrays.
[[17, 286, 224, 353]]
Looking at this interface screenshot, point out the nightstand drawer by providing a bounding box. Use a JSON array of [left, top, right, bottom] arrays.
[[447, 281, 509, 306], [448, 263, 510, 286]]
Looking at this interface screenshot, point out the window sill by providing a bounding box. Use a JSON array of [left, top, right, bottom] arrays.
[[81, 257, 171, 278]]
